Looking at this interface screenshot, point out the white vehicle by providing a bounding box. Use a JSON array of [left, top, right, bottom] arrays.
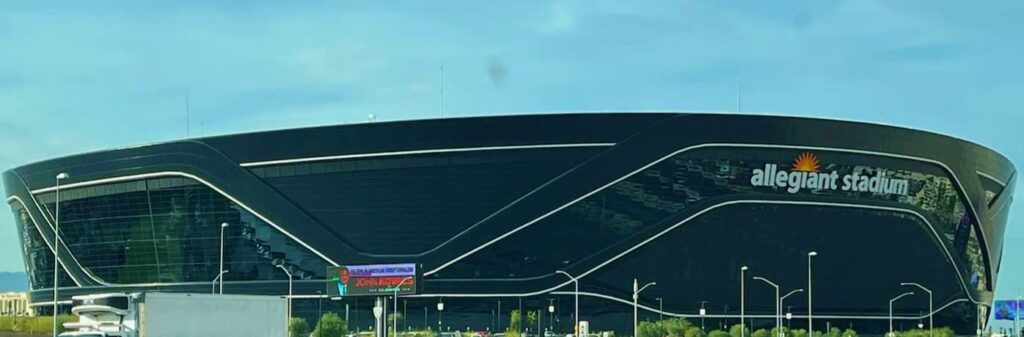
[[58, 292, 287, 337]]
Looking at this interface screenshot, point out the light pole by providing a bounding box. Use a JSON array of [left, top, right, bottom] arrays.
[[1016, 295, 1020, 337], [394, 277, 414, 337], [741, 266, 748, 337], [556, 270, 580, 337], [437, 300, 445, 333], [889, 292, 915, 336], [633, 279, 657, 337], [699, 301, 708, 332], [219, 222, 229, 294], [212, 270, 229, 294], [754, 277, 780, 337], [901, 283, 932, 337], [808, 251, 817, 335], [277, 265, 293, 319], [549, 300, 555, 331], [317, 291, 323, 319], [781, 289, 804, 327], [657, 298, 663, 322], [52, 172, 68, 337]]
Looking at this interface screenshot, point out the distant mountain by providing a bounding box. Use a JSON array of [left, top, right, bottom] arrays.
[[0, 272, 28, 292]]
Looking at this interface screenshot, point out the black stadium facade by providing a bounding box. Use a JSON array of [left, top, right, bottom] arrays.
[[4, 113, 1016, 334]]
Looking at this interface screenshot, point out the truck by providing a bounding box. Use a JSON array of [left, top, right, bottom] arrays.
[[58, 292, 287, 337]]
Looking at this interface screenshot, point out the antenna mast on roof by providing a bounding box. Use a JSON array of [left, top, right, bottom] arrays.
[[439, 65, 445, 118], [736, 72, 742, 113], [186, 93, 191, 138]]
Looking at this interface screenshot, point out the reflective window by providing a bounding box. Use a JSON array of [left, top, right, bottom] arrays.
[[438, 147, 989, 292], [32, 177, 328, 285], [9, 203, 75, 289], [250, 147, 605, 254]]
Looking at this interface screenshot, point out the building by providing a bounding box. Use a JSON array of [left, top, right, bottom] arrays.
[[0, 292, 31, 316], [3, 113, 1015, 335]]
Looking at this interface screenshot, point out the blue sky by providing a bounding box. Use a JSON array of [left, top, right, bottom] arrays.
[[0, 0, 1021, 322]]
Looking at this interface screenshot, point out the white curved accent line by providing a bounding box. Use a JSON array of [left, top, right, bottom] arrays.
[[426, 143, 991, 281], [403, 288, 969, 320], [28, 300, 73, 307], [25, 278, 326, 290], [23, 190, 114, 287], [5, 196, 83, 287], [418, 200, 978, 303], [976, 171, 1006, 188], [28, 171, 339, 273], [547, 291, 969, 321], [237, 143, 617, 167]]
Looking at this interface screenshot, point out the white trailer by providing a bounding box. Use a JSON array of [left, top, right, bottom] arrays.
[[60, 292, 287, 337]]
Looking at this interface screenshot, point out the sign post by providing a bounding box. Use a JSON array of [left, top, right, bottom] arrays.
[[328, 263, 419, 337], [328, 263, 419, 297]]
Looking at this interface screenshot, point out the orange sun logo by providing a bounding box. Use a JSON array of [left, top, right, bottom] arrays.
[[791, 152, 820, 172]]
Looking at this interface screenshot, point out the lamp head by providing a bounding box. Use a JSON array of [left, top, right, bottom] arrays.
[[808, 251, 818, 257], [56, 172, 70, 180], [741, 266, 748, 271], [221, 222, 229, 228]]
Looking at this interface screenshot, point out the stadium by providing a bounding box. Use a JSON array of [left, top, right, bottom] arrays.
[[3, 113, 1016, 335]]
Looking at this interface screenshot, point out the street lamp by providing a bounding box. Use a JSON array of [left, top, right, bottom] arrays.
[[556, 270, 580, 337], [52, 172, 69, 337], [219, 222, 229, 294], [901, 283, 932, 337], [754, 276, 781, 337], [808, 251, 817, 335], [781, 289, 804, 324], [275, 264, 293, 328], [633, 279, 657, 337], [212, 270, 229, 294], [889, 292, 915, 336], [741, 266, 749, 337], [394, 277, 414, 337]]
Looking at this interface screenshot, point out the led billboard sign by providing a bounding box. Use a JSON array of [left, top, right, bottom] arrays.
[[994, 300, 1022, 320], [327, 263, 418, 297]]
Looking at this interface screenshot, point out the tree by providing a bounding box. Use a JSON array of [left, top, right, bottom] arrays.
[[527, 310, 539, 333], [290, 317, 311, 337], [685, 326, 705, 337], [508, 310, 522, 337], [708, 330, 730, 337], [729, 324, 747, 337], [769, 327, 790, 337], [752, 329, 769, 337], [790, 329, 808, 337], [638, 321, 665, 337], [313, 312, 348, 337], [661, 318, 693, 337]]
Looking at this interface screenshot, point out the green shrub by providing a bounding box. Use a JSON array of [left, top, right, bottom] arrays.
[[751, 329, 769, 337], [313, 312, 348, 337], [685, 326, 705, 337], [708, 330, 730, 337], [729, 324, 748, 337], [290, 317, 311, 337], [0, 315, 73, 333]]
